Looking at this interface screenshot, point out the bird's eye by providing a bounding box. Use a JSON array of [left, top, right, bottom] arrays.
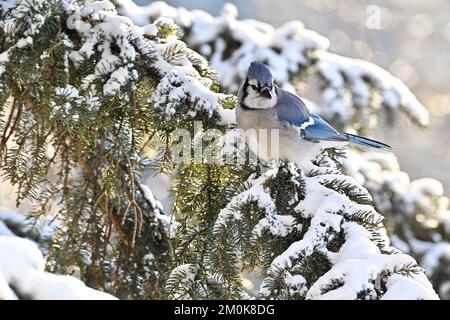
[[250, 84, 258, 90]]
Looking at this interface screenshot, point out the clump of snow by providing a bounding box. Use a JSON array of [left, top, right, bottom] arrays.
[[213, 166, 297, 238], [140, 183, 178, 234], [64, 1, 142, 96], [0, 0, 53, 76], [150, 67, 233, 124], [421, 243, 450, 275], [317, 53, 429, 127], [306, 221, 437, 300], [381, 273, 438, 300], [343, 150, 450, 219], [166, 264, 198, 299], [217, 108, 236, 126], [151, 69, 217, 118], [0, 210, 28, 236], [139, 24, 158, 37], [439, 211, 450, 234], [0, 235, 116, 299], [284, 273, 307, 297]]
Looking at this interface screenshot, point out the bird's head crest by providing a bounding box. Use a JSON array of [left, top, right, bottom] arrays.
[[239, 61, 277, 107], [247, 61, 273, 87]]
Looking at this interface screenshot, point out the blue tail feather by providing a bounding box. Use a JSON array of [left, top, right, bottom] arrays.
[[342, 132, 392, 151]]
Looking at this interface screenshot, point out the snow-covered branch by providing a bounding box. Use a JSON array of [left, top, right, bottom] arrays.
[[344, 151, 450, 298], [114, 0, 429, 129], [213, 157, 438, 299], [0, 235, 116, 299]]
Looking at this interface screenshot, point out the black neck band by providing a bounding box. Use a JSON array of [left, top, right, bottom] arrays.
[[240, 78, 266, 110], [240, 103, 266, 110]]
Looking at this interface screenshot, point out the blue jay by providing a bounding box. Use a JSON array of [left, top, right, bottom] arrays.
[[236, 61, 391, 165]]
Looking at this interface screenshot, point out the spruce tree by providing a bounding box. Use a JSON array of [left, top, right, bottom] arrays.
[[119, 1, 447, 299], [0, 0, 443, 299]]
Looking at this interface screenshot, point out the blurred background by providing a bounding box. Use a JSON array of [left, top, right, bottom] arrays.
[[136, 0, 450, 195]]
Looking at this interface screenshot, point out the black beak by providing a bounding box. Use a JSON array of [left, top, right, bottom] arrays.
[[260, 88, 272, 99]]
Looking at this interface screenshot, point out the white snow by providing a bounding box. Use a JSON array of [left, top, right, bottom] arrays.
[[217, 108, 236, 126], [422, 243, 450, 275], [16, 36, 33, 48], [343, 150, 450, 221], [0, 235, 117, 300], [317, 52, 429, 127], [150, 68, 232, 124], [213, 167, 279, 233], [139, 24, 158, 37], [63, 0, 147, 96], [306, 221, 437, 300], [166, 264, 198, 299], [381, 273, 438, 300], [140, 183, 178, 234], [0, 0, 53, 75], [0, 210, 28, 236]]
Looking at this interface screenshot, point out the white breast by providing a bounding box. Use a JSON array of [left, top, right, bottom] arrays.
[[236, 103, 347, 165]]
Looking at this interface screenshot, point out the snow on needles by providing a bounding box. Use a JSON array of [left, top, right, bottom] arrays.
[[211, 149, 438, 299], [0, 235, 116, 299], [12, 0, 230, 125], [343, 151, 450, 221], [0, 0, 51, 77], [318, 52, 429, 126], [259, 160, 437, 299], [64, 0, 233, 124], [140, 184, 178, 234], [213, 167, 297, 239], [165, 264, 198, 299], [306, 222, 437, 300], [343, 150, 450, 298]]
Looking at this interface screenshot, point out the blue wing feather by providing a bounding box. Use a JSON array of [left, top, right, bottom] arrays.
[[303, 114, 348, 142], [275, 87, 346, 141], [274, 87, 391, 149], [275, 87, 310, 126]]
